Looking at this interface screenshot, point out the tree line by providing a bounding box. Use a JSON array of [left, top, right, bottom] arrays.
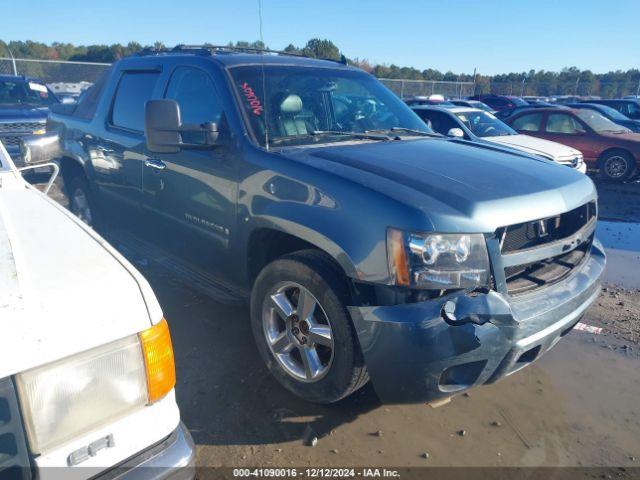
[[1, 38, 638, 97]]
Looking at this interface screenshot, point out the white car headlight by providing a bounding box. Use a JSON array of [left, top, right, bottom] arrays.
[[387, 229, 490, 289], [16, 335, 148, 454]]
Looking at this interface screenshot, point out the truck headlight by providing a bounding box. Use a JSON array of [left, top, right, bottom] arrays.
[[15, 319, 175, 454], [387, 229, 490, 289]]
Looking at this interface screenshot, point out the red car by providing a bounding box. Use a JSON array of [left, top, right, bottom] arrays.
[[506, 107, 640, 181]]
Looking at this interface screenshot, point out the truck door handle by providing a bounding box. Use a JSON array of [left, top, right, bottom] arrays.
[[144, 159, 166, 171]]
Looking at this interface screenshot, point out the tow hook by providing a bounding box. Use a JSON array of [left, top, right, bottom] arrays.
[[441, 291, 513, 327]]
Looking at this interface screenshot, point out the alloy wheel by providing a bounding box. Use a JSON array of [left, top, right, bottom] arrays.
[[262, 282, 334, 382], [603, 155, 628, 179]]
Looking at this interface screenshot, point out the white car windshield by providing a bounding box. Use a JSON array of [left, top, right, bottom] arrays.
[[455, 111, 517, 137]]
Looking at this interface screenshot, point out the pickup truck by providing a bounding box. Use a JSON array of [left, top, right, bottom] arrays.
[[40, 46, 605, 404], [0, 143, 194, 479], [0, 75, 57, 164]]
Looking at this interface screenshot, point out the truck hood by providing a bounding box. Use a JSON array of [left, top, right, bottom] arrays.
[[0, 173, 161, 378], [483, 134, 582, 161], [0, 104, 49, 121], [280, 138, 596, 232]]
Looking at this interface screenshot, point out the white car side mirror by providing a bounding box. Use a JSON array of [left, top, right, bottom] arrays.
[[447, 128, 465, 138]]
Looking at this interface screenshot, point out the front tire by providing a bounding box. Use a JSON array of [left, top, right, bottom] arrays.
[[250, 250, 368, 403], [600, 150, 635, 181]]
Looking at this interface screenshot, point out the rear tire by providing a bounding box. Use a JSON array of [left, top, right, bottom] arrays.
[[600, 150, 635, 182], [66, 175, 101, 230], [250, 250, 369, 403]]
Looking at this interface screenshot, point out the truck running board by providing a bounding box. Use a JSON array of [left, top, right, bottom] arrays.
[[106, 229, 247, 306]]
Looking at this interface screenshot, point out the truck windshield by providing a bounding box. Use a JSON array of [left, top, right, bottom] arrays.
[[229, 65, 432, 147], [0, 80, 57, 107], [455, 110, 517, 137]]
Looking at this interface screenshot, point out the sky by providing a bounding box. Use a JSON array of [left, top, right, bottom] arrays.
[[3, 0, 639, 75]]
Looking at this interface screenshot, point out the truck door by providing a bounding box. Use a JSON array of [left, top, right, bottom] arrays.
[[92, 69, 161, 230], [141, 66, 237, 278]]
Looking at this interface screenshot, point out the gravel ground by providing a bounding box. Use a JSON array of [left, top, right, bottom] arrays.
[[586, 284, 640, 358]]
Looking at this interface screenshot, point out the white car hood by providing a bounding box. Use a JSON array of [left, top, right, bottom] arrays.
[[484, 134, 581, 161], [0, 172, 162, 378]]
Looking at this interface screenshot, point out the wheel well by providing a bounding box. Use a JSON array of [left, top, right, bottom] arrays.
[[60, 157, 87, 192], [597, 147, 633, 167], [247, 229, 344, 287]]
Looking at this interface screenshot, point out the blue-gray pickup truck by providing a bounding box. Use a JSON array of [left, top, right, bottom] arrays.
[[38, 46, 604, 404]]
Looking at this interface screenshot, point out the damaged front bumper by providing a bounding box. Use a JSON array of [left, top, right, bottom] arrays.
[[348, 239, 605, 404]]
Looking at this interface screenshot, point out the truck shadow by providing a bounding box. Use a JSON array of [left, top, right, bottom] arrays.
[[146, 265, 382, 447]]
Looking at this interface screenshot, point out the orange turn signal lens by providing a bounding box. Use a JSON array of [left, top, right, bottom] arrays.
[[139, 318, 176, 403], [387, 228, 410, 287]]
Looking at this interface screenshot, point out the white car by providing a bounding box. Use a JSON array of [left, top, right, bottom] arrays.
[[0, 143, 194, 480], [412, 106, 587, 173]]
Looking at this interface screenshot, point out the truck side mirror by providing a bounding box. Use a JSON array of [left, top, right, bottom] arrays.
[[447, 127, 465, 138], [20, 133, 61, 166], [145, 99, 221, 154], [145, 99, 182, 154]]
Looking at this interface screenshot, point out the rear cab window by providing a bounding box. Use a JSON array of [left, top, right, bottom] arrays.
[[110, 71, 160, 132]]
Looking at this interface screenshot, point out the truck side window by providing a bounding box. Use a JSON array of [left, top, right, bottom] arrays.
[[111, 72, 159, 132], [165, 67, 222, 144], [512, 113, 543, 132]]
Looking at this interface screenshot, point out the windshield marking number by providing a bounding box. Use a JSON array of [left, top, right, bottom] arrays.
[[240, 82, 264, 116]]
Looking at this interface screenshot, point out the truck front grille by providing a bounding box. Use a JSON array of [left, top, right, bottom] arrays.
[[0, 122, 45, 133], [0, 136, 23, 146], [498, 201, 596, 295], [0, 122, 46, 148], [503, 241, 591, 295], [0, 378, 31, 480], [501, 202, 596, 253]]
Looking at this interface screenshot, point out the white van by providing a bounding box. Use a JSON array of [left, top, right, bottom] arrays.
[[0, 142, 194, 479]]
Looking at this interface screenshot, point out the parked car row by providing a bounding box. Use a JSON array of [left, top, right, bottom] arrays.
[[405, 93, 640, 181], [411, 105, 587, 173], [505, 106, 640, 181]]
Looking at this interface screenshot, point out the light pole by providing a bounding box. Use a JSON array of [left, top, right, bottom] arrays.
[[5, 46, 18, 75]]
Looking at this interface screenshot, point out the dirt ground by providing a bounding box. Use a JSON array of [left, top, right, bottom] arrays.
[[33, 172, 640, 472]]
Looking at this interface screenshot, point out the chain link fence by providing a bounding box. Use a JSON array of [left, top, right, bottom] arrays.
[[484, 80, 640, 99], [380, 78, 475, 99], [0, 57, 110, 97]]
